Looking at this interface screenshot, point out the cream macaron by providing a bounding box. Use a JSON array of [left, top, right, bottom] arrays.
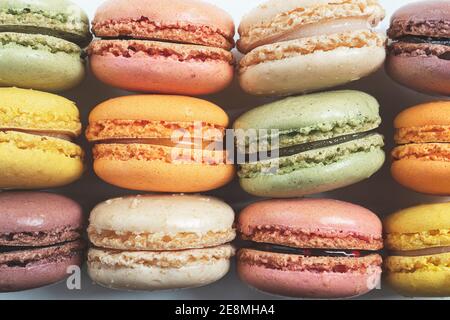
[[87, 194, 236, 291], [237, 0, 386, 96]]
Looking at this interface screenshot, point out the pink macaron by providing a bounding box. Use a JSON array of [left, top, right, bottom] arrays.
[[237, 199, 383, 299], [89, 0, 235, 95]]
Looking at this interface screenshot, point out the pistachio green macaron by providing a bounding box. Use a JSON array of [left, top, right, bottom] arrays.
[[233, 90, 385, 198], [0, 0, 91, 91]]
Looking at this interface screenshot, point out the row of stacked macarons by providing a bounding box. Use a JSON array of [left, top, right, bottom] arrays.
[[1, 0, 449, 96], [2, 86, 449, 197], [1, 192, 449, 298]]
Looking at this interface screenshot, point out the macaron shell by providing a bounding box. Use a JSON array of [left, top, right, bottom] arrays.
[[391, 159, 450, 196], [240, 148, 385, 198], [93, 158, 235, 193], [92, 0, 234, 48], [239, 45, 385, 96], [233, 90, 380, 132], [88, 246, 234, 291], [0, 34, 85, 92], [239, 198, 383, 241], [238, 258, 381, 298], [386, 269, 450, 297], [89, 49, 233, 95], [0, 87, 81, 136], [388, 0, 450, 39], [384, 202, 450, 235], [0, 132, 84, 190], [0, 192, 83, 234], [386, 54, 450, 96], [89, 194, 234, 234], [385, 253, 450, 297], [0, 253, 82, 292], [88, 94, 229, 126], [395, 101, 450, 128]]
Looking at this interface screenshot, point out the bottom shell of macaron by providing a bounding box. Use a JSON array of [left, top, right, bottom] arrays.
[[0, 241, 84, 292], [87, 246, 234, 291], [385, 253, 450, 297], [237, 249, 382, 299]]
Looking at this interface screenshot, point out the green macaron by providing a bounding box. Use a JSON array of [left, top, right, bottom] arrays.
[[0, 0, 90, 92], [0, 0, 91, 46], [233, 90, 385, 198]]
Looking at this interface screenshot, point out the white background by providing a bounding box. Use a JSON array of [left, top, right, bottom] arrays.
[[2, 0, 450, 300]]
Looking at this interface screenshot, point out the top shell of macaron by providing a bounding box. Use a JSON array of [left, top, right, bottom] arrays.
[[0, 87, 81, 137], [238, 198, 383, 246], [394, 101, 450, 144], [385, 203, 450, 235], [237, 0, 385, 53], [88, 95, 229, 127], [395, 101, 450, 129], [0, 192, 83, 234], [0, 0, 91, 47], [388, 0, 450, 40], [91, 0, 235, 50], [89, 194, 235, 235], [233, 90, 381, 143]]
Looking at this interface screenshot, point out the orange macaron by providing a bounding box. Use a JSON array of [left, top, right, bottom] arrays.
[[86, 95, 235, 192], [392, 101, 450, 195]]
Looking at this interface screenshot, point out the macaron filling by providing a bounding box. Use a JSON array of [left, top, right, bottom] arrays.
[[0, 31, 83, 55], [88, 119, 230, 165], [92, 17, 234, 50], [0, 240, 84, 268], [238, 133, 384, 178], [239, 30, 386, 69], [238, 248, 382, 274], [88, 39, 234, 64], [390, 246, 450, 257], [244, 242, 375, 258], [0, 225, 82, 247]]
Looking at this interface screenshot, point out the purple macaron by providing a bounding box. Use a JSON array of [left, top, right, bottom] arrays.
[[0, 192, 85, 292], [386, 0, 450, 95]]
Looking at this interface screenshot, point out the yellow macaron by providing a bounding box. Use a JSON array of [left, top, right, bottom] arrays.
[[0, 87, 84, 189], [384, 203, 450, 297]]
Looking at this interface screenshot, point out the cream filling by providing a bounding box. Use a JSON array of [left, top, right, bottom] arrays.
[[271, 18, 370, 45], [391, 246, 450, 257]]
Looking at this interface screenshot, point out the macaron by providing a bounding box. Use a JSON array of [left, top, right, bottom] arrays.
[[233, 90, 385, 198], [88, 0, 235, 95], [0, 0, 91, 91], [237, 0, 386, 96], [0, 87, 84, 190], [392, 101, 450, 195], [0, 192, 85, 292], [384, 203, 450, 297], [87, 195, 236, 291], [86, 95, 234, 193], [237, 199, 383, 298], [386, 1, 450, 95]]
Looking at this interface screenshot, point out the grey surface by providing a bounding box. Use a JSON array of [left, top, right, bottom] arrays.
[[1, 0, 450, 300]]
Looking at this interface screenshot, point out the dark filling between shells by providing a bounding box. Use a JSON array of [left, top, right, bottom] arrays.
[[396, 36, 450, 60], [244, 242, 374, 258], [239, 131, 376, 163]]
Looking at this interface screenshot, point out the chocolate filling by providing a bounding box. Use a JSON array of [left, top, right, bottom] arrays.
[[245, 242, 374, 258], [390, 246, 450, 257], [239, 131, 376, 162], [0, 240, 85, 268], [395, 36, 450, 60], [398, 36, 450, 47]]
